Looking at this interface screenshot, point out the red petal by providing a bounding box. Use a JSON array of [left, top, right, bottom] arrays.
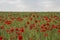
[[18, 35, 23, 40]]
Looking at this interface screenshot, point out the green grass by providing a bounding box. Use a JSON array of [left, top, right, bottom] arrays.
[[0, 12, 60, 40]]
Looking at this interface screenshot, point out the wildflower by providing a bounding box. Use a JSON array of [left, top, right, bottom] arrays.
[[30, 17, 32, 21], [5, 20, 12, 25], [16, 28, 19, 31], [30, 24, 35, 30], [0, 36, 3, 40], [18, 35, 23, 40], [34, 20, 38, 23], [16, 32, 21, 35], [41, 29, 46, 32], [52, 25, 57, 28], [0, 26, 4, 29], [44, 33, 48, 37], [20, 27, 24, 33], [16, 17, 23, 22], [27, 21, 30, 24], [10, 28, 14, 33], [58, 29, 60, 33], [29, 38, 32, 40], [6, 29, 9, 33]]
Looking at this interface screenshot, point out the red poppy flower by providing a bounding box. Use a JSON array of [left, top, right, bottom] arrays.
[[6, 29, 9, 33], [58, 29, 60, 33], [27, 21, 30, 24], [16, 32, 21, 35], [5, 20, 12, 25], [44, 16, 51, 22], [30, 26, 33, 30], [45, 27, 48, 30], [30, 17, 32, 21], [42, 24, 46, 27], [10, 28, 14, 33], [41, 29, 46, 32], [44, 16, 48, 20], [44, 33, 48, 37], [52, 25, 57, 28], [34, 20, 38, 23], [0, 36, 3, 40], [30, 24, 35, 30], [54, 15, 58, 18], [41, 24, 46, 29], [0, 26, 4, 29], [18, 35, 23, 40], [46, 23, 50, 26], [20, 27, 24, 33], [16, 28, 19, 31], [16, 17, 23, 22], [46, 28, 51, 30], [47, 19, 51, 22]]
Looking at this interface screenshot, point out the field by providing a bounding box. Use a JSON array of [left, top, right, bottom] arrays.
[[0, 12, 60, 40]]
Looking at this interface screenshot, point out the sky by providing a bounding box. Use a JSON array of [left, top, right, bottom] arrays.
[[0, 0, 60, 12]]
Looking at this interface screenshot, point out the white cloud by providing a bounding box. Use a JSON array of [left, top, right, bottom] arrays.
[[36, 0, 60, 11], [0, 0, 60, 11], [0, 0, 28, 11]]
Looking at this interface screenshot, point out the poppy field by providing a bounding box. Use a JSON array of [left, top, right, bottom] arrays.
[[0, 12, 60, 40]]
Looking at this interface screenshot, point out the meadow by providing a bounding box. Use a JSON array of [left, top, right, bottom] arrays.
[[0, 12, 60, 40]]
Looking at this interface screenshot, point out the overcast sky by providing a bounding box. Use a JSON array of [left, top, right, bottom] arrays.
[[0, 0, 60, 12]]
